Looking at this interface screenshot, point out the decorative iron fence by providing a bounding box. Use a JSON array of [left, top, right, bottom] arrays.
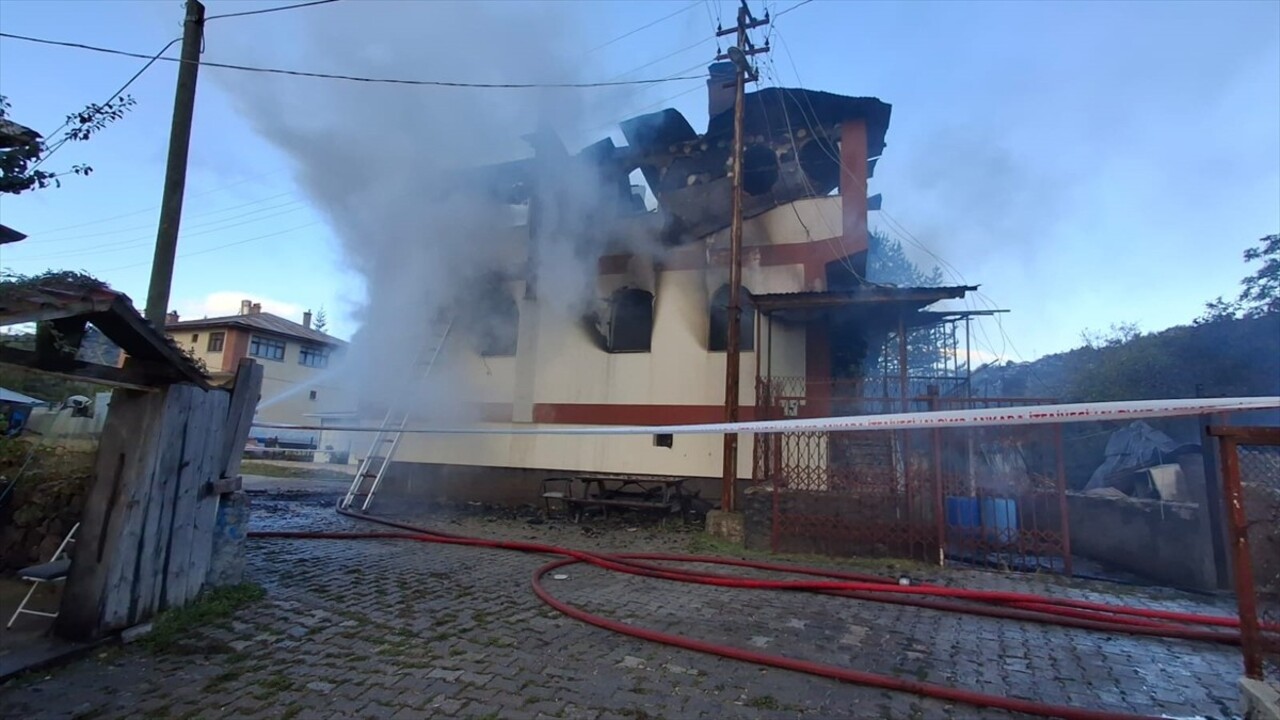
[[750, 381, 1069, 571]]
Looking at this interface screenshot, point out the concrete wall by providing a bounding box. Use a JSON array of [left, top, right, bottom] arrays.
[[371, 461, 734, 510], [1066, 493, 1217, 590]]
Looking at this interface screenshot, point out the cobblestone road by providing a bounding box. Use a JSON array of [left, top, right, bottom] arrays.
[[0, 487, 1247, 719]]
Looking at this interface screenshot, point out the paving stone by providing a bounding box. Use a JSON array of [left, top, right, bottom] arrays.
[[0, 490, 1249, 720]]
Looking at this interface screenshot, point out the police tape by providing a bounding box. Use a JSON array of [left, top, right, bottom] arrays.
[[250, 396, 1280, 436]]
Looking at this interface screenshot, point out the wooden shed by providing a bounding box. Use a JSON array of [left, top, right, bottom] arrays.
[[0, 278, 262, 640]]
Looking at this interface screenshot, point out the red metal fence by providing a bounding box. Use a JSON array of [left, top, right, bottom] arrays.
[[751, 380, 1070, 573], [1210, 426, 1280, 681]]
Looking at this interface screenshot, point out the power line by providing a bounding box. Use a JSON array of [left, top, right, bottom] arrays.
[[95, 220, 323, 273], [584, 1, 702, 55], [206, 0, 341, 22], [0, 32, 706, 89], [604, 33, 718, 83], [23, 192, 298, 244], [24, 167, 291, 235], [29, 36, 182, 172], [6, 201, 310, 260], [775, 0, 815, 18]]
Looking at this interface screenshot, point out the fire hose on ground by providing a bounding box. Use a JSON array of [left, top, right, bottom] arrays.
[[248, 507, 1275, 720]]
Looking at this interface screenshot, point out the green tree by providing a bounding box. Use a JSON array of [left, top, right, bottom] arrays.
[[0, 94, 135, 195], [866, 231, 944, 286], [1198, 233, 1280, 323], [862, 231, 951, 381], [312, 306, 329, 334]]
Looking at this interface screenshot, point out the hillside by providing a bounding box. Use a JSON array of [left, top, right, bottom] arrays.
[[970, 313, 1280, 404]]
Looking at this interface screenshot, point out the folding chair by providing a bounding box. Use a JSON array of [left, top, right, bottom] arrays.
[[540, 477, 577, 518], [7, 522, 78, 629]]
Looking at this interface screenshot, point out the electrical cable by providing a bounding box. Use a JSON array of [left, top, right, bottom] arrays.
[[4, 202, 310, 262], [583, 1, 702, 56], [92, 220, 322, 273], [17, 168, 292, 236], [27, 36, 181, 173], [205, 0, 341, 21], [248, 507, 1270, 720], [775, 0, 814, 18], [0, 32, 706, 89], [13, 194, 301, 247]]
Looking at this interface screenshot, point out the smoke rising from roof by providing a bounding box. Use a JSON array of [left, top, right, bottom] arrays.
[[208, 1, 648, 416]]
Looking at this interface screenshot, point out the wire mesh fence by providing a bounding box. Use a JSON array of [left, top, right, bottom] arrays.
[[1235, 436, 1280, 680], [1209, 426, 1280, 681]]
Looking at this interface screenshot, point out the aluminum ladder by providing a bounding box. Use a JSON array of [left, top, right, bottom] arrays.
[[340, 319, 453, 511]]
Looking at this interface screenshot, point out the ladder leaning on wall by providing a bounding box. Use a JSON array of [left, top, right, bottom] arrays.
[[340, 319, 453, 511]]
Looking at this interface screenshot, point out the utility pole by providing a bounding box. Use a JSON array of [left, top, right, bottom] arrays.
[[145, 0, 205, 326], [717, 1, 769, 513]]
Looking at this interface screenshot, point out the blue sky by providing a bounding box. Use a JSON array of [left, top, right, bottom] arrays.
[[0, 0, 1277, 363]]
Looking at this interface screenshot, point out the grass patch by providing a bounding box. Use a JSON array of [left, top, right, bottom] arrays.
[[745, 695, 780, 710], [141, 583, 266, 653], [240, 460, 353, 480]]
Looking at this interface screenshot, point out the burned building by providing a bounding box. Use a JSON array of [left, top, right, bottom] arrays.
[[339, 66, 983, 505]]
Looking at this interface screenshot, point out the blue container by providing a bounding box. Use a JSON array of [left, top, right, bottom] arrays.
[[980, 497, 1019, 544], [946, 497, 981, 529]]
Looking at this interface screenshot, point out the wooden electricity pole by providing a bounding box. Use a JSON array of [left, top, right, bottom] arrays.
[[145, 0, 205, 326], [717, 1, 769, 513]]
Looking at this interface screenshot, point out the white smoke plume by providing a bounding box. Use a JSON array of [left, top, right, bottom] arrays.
[[208, 1, 662, 417]]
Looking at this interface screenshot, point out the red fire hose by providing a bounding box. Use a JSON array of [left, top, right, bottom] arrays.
[[249, 508, 1261, 720]]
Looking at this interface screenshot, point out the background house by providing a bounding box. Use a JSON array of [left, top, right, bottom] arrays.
[[166, 300, 348, 430]]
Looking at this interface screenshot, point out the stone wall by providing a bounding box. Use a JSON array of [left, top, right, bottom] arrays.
[[0, 458, 91, 572]]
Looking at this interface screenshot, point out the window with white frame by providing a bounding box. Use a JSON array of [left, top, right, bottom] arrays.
[[249, 335, 286, 361]]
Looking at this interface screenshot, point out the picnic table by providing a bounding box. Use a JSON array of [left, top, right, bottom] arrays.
[[544, 475, 691, 523]]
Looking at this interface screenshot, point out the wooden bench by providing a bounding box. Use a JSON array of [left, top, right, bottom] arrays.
[[560, 476, 690, 523]]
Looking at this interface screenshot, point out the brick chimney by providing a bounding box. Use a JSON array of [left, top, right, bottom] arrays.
[[707, 62, 737, 120], [239, 299, 252, 315], [250, 302, 262, 314], [165, 310, 179, 325], [302, 310, 312, 329]]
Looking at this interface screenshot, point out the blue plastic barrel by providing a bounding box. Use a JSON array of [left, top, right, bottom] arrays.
[[946, 497, 981, 529], [980, 497, 1019, 544]]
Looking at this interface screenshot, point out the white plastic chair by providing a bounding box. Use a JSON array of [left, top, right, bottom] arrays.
[[6, 522, 78, 629]]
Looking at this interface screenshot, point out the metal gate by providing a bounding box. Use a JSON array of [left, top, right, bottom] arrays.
[[752, 380, 1071, 572]]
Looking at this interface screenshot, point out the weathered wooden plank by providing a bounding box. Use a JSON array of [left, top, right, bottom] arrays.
[[158, 385, 203, 609], [221, 359, 264, 480], [0, 346, 161, 392], [57, 389, 165, 640], [186, 389, 230, 601], [133, 385, 192, 621], [167, 384, 212, 602], [99, 388, 180, 630]]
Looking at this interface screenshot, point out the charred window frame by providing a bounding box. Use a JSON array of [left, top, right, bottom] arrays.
[[606, 288, 654, 353], [475, 282, 519, 357], [709, 285, 754, 352], [207, 332, 225, 352]]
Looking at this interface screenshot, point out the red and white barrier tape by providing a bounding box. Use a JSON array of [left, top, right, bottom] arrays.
[[251, 396, 1280, 436]]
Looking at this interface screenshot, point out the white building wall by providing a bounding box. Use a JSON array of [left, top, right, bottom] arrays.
[[393, 200, 834, 479]]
